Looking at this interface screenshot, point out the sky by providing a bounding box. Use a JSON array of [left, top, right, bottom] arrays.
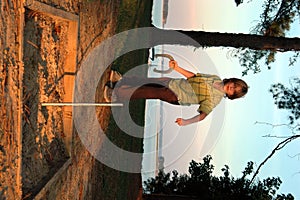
[[143, 0, 300, 198]]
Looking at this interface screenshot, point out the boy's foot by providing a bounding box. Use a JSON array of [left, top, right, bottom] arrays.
[[103, 86, 113, 102], [110, 70, 122, 82], [105, 81, 117, 89], [103, 70, 121, 102]]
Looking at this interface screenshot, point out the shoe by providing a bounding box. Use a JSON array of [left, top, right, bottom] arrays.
[[103, 86, 113, 102], [110, 70, 122, 82], [105, 81, 117, 89]]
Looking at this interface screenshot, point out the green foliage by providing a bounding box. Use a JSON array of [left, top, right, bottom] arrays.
[[253, 0, 298, 37], [235, 0, 243, 7], [289, 51, 300, 66], [237, 0, 299, 36], [234, 0, 300, 74], [270, 78, 300, 125], [232, 49, 265, 75], [276, 193, 295, 200], [144, 155, 294, 199], [232, 48, 278, 75]]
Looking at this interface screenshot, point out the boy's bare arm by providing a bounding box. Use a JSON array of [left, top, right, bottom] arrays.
[[169, 60, 195, 78], [175, 112, 207, 126]]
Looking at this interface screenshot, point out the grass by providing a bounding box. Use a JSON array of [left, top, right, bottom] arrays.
[[115, 0, 153, 32], [97, 0, 153, 199]]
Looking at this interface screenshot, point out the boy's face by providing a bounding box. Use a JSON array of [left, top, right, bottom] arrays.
[[224, 82, 242, 96]]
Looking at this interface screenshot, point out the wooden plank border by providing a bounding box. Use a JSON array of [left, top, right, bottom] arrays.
[[23, 1, 79, 199]]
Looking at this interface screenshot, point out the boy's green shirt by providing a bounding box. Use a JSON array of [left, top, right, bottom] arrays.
[[168, 73, 225, 114]]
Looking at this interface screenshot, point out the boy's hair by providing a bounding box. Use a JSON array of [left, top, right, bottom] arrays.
[[223, 78, 249, 100]]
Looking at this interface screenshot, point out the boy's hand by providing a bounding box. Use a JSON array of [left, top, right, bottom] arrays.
[[175, 118, 188, 126], [169, 60, 178, 69]]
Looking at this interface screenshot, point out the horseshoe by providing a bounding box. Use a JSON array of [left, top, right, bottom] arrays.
[[152, 53, 175, 74]]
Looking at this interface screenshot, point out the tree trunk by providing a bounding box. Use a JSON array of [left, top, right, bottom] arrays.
[[179, 30, 300, 51], [147, 27, 300, 51]]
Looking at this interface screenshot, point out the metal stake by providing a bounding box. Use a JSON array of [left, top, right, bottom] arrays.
[[41, 103, 123, 107]]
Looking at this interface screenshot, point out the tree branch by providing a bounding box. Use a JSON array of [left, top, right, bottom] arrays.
[[288, 152, 300, 159], [261, 0, 272, 26], [254, 121, 300, 135], [262, 134, 291, 138], [272, 0, 295, 22], [249, 134, 300, 185]]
